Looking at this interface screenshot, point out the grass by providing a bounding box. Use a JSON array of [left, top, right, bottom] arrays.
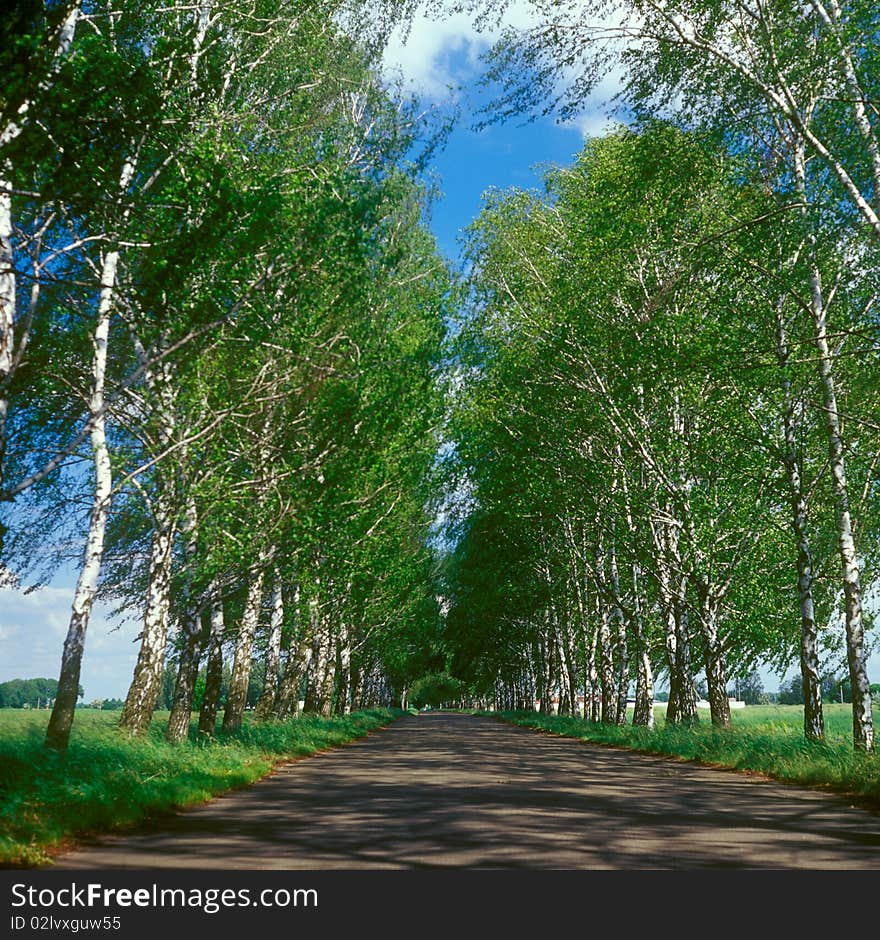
[[494, 704, 880, 805], [0, 707, 400, 868]]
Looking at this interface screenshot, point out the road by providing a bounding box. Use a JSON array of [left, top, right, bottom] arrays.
[[56, 712, 880, 869]]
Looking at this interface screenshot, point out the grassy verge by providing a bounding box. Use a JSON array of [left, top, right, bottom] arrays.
[[0, 708, 399, 868], [494, 704, 880, 804]]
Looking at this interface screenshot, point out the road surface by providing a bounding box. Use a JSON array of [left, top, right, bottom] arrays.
[[56, 713, 880, 869]]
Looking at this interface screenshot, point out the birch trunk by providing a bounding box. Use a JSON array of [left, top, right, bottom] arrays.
[[598, 600, 618, 724], [254, 570, 284, 721], [697, 588, 731, 729], [674, 587, 698, 724], [119, 503, 176, 734], [165, 604, 205, 743], [303, 593, 324, 714], [536, 638, 549, 713], [197, 585, 224, 735], [222, 566, 266, 733], [165, 498, 202, 743], [653, 514, 680, 725], [275, 636, 313, 719], [337, 618, 352, 716], [0, 162, 14, 480], [655, 516, 697, 725], [310, 611, 336, 718], [349, 664, 362, 712], [608, 540, 629, 724], [810, 275, 873, 750], [44, 299, 113, 749], [794, 142, 873, 750], [586, 617, 600, 721], [776, 300, 824, 740], [631, 565, 655, 729], [273, 585, 307, 719], [44, 151, 133, 748], [551, 607, 573, 716], [663, 595, 680, 725]]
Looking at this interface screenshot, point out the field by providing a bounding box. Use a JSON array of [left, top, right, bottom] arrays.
[[498, 703, 880, 805], [0, 708, 399, 868]]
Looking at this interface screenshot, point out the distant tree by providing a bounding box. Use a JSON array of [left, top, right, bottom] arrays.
[[0, 677, 79, 707], [192, 670, 206, 710], [737, 670, 764, 706], [410, 672, 465, 708], [778, 673, 805, 706], [156, 664, 176, 712]]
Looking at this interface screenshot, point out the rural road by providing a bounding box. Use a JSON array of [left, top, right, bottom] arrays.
[[57, 713, 880, 869]]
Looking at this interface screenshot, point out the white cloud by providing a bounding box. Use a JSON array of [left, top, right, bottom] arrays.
[[0, 582, 138, 700], [382, 8, 496, 100], [381, 2, 624, 138]]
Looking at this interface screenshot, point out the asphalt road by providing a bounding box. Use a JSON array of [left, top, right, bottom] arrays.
[[56, 712, 880, 869]]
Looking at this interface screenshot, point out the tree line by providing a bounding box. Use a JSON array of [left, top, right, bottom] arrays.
[[442, 0, 880, 750], [0, 677, 81, 708], [3, 1, 878, 756], [1, 1, 449, 751]]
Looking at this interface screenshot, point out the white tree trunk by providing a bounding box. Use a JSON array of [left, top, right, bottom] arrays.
[[794, 141, 874, 750], [597, 596, 617, 724], [119, 504, 177, 734], [631, 565, 655, 729], [337, 617, 352, 716], [165, 496, 202, 743], [608, 536, 629, 724], [275, 639, 313, 720], [809, 274, 874, 750], [254, 570, 284, 720], [0, 163, 14, 477], [697, 587, 731, 729], [776, 300, 824, 740], [44, 149, 132, 748], [222, 565, 266, 732], [198, 584, 225, 735], [586, 619, 600, 722]]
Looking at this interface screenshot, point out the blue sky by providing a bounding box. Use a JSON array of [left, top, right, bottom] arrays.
[[1, 4, 877, 700], [384, 5, 618, 260]]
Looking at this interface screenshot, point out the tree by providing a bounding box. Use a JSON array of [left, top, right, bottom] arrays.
[[454, 0, 879, 748], [736, 670, 764, 706], [0, 677, 80, 708]]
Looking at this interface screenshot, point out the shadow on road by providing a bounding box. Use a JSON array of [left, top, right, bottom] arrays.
[[57, 713, 880, 869]]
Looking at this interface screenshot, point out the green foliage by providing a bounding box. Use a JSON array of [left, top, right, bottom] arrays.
[[409, 672, 466, 707], [735, 669, 765, 707], [0, 678, 80, 709]]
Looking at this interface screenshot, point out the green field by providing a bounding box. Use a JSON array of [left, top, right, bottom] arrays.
[[0, 708, 399, 868], [497, 704, 880, 804]]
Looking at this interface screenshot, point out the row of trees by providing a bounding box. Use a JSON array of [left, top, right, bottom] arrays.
[[1, 1, 449, 750], [0, 677, 79, 708], [443, 0, 880, 749]]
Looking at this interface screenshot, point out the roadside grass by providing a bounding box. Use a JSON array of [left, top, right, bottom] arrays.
[[0, 708, 399, 868], [495, 704, 880, 804]]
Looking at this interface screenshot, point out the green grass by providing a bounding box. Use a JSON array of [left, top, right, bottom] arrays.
[[494, 704, 880, 804], [0, 707, 400, 868]]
